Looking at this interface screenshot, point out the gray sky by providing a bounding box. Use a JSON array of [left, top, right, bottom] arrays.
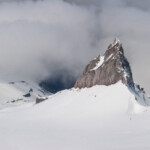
[[0, 0, 150, 93]]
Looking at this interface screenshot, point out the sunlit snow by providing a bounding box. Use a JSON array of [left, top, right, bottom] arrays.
[[91, 56, 104, 71], [0, 82, 149, 150]]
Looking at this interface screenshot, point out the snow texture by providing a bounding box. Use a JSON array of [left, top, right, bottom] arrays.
[[0, 81, 150, 150], [0, 80, 50, 109]]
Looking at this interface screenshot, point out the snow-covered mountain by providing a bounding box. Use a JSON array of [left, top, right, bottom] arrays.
[[0, 79, 149, 150], [75, 37, 150, 106], [0, 38, 150, 150], [0, 80, 50, 108]]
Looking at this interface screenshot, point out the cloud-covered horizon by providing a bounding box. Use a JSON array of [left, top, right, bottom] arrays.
[[0, 0, 150, 92], [0, 0, 100, 82]]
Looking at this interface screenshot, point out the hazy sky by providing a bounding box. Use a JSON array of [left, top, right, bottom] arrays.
[[0, 0, 150, 92]]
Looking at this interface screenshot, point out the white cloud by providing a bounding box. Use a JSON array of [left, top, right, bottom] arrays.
[[0, 0, 99, 82], [0, 0, 150, 93]]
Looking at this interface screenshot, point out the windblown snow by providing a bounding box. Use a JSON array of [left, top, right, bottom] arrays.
[[0, 81, 150, 150]]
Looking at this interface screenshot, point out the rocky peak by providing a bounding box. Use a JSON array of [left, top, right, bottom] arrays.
[[74, 38, 134, 89], [74, 38, 150, 106]]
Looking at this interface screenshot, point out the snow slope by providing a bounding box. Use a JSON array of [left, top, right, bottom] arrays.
[[0, 82, 149, 150], [0, 80, 50, 108]]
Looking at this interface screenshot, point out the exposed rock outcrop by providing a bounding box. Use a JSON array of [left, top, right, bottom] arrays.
[[74, 38, 150, 106], [36, 97, 48, 104], [74, 38, 134, 88]]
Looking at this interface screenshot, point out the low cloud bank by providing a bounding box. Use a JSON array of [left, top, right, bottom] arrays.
[[0, 0, 150, 92]]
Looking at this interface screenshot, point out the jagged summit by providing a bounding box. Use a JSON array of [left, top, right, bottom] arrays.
[[74, 38, 150, 106], [74, 38, 133, 88], [108, 37, 121, 49], [114, 37, 121, 44]]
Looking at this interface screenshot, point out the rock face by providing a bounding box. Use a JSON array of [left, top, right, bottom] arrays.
[[74, 38, 150, 106], [74, 38, 134, 89], [36, 97, 48, 104]]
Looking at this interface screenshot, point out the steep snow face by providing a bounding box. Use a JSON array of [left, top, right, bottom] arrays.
[[0, 80, 50, 108], [129, 84, 150, 106], [0, 82, 149, 150]]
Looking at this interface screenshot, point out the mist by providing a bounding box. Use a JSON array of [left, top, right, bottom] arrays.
[[0, 0, 99, 82], [0, 0, 150, 92]]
